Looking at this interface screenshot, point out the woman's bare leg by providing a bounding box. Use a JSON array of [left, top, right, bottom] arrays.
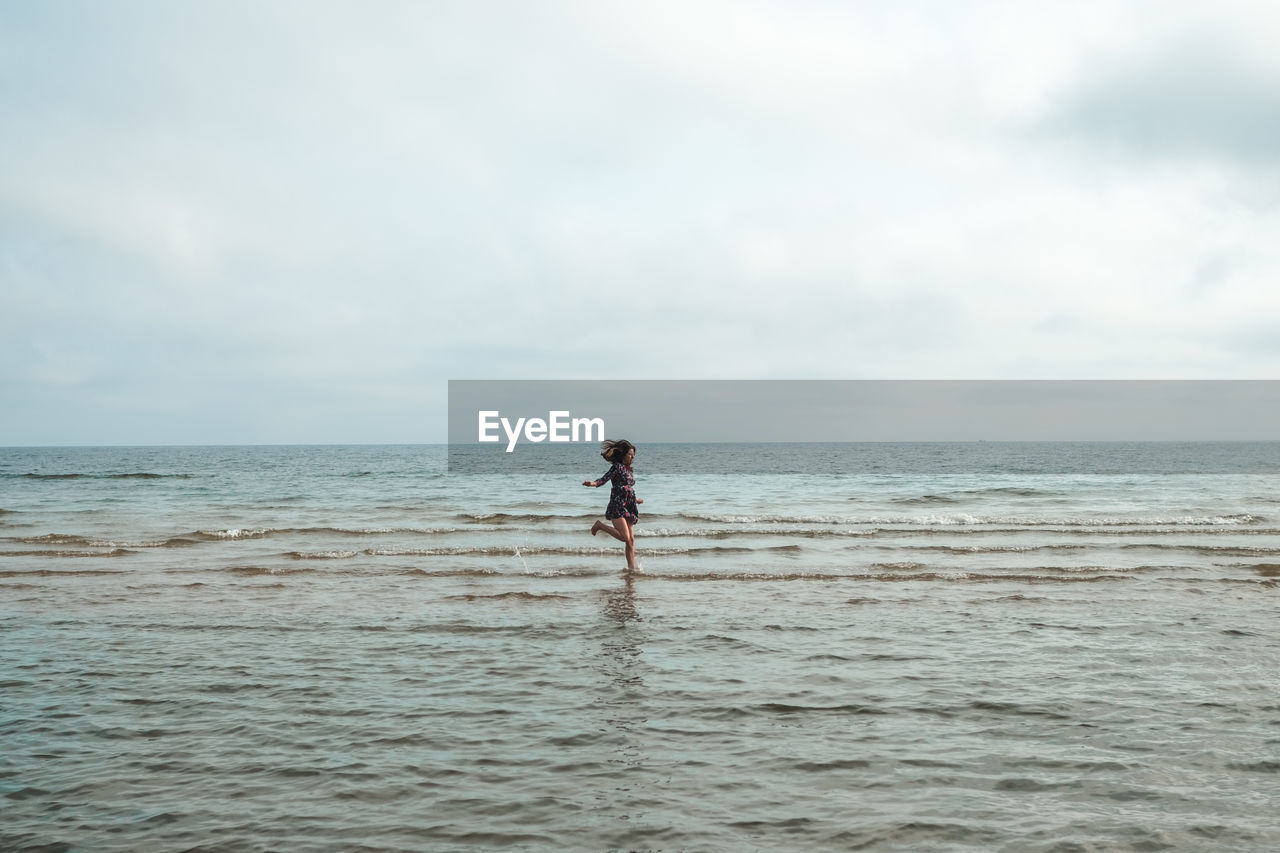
[[612, 517, 637, 570], [592, 519, 626, 542]]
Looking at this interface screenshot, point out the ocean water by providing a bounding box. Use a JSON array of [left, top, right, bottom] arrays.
[[2, 442, 1279, 852]]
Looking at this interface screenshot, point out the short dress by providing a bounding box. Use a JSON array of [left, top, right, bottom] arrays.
[[592, 463, 639, 525]]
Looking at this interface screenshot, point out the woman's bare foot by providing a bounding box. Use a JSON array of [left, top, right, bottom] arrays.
[[590, 521, 602, 536]]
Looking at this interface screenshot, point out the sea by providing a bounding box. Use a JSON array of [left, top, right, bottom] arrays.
[[2, 442, 1279, 852]]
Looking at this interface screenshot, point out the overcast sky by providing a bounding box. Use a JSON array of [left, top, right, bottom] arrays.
[[4, 1, 1280, 445]]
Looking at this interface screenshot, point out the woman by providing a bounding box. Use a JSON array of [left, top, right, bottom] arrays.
[[582, 439, 643, 572]]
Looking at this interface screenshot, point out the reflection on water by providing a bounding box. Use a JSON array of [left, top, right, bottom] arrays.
[[604, 571, 641, 627], [593, 571, 654, 834]]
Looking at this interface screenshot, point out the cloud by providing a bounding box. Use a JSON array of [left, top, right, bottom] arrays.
[[1041, 39, 1280, 168], [4, 2, 1280, 443]]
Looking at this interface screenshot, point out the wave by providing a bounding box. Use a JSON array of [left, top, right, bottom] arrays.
[[18, 516, 1254, 548], [0, 569, 127, 577], [284, 550, 362, 560], [183, 526, 476, 543], [454, 512, 600, 523], [671, 512, 1263, 527], [1127, 543, 1280, 556], [869, 562, 1155, 575], [892, 487, 1062, 505], [904, 544, 1089, 554], [211, 565, 507, 578], [0, 548, 137, 558], [209, 565, 611, 580], [892, 494, 961, 506], [5, 533, 203, 549], [752, 702, 888, 716], [1238, 563, 1280, 577], [192, 528, 274, 541], [354, 544, 804, 558], [874, 540, 1280, 557], [637, 526, 875, 539], [39, 561, 1206, 584], [962, 486, 1061, 497], [222, 565, 322, 577], [9, 522, 1274, 556], [650, 570, 1128, 584], [18, 472, 193, 480], [885, 526, 1280, 537], [184, 527, 460, 542], [8, 533, 98, 546], [445, 591, 574, 601], [398, 568, 510, 578]]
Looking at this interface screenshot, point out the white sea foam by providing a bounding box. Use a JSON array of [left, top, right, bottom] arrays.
[[201, 528, 271, 540]]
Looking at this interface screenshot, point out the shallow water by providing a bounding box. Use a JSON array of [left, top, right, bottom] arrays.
[[3, 443, 1279, 851]]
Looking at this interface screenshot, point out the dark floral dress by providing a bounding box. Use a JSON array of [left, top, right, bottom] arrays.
[[593, 463, 639, 524]]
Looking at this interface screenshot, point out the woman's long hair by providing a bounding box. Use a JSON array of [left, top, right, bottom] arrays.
[[600, 439, 635, 464]]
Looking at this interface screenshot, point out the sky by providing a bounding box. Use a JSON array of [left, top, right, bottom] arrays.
[[3, 1, 1280, 445]]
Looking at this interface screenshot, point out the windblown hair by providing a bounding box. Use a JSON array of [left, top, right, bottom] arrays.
[[600, 439, 635, 465]]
